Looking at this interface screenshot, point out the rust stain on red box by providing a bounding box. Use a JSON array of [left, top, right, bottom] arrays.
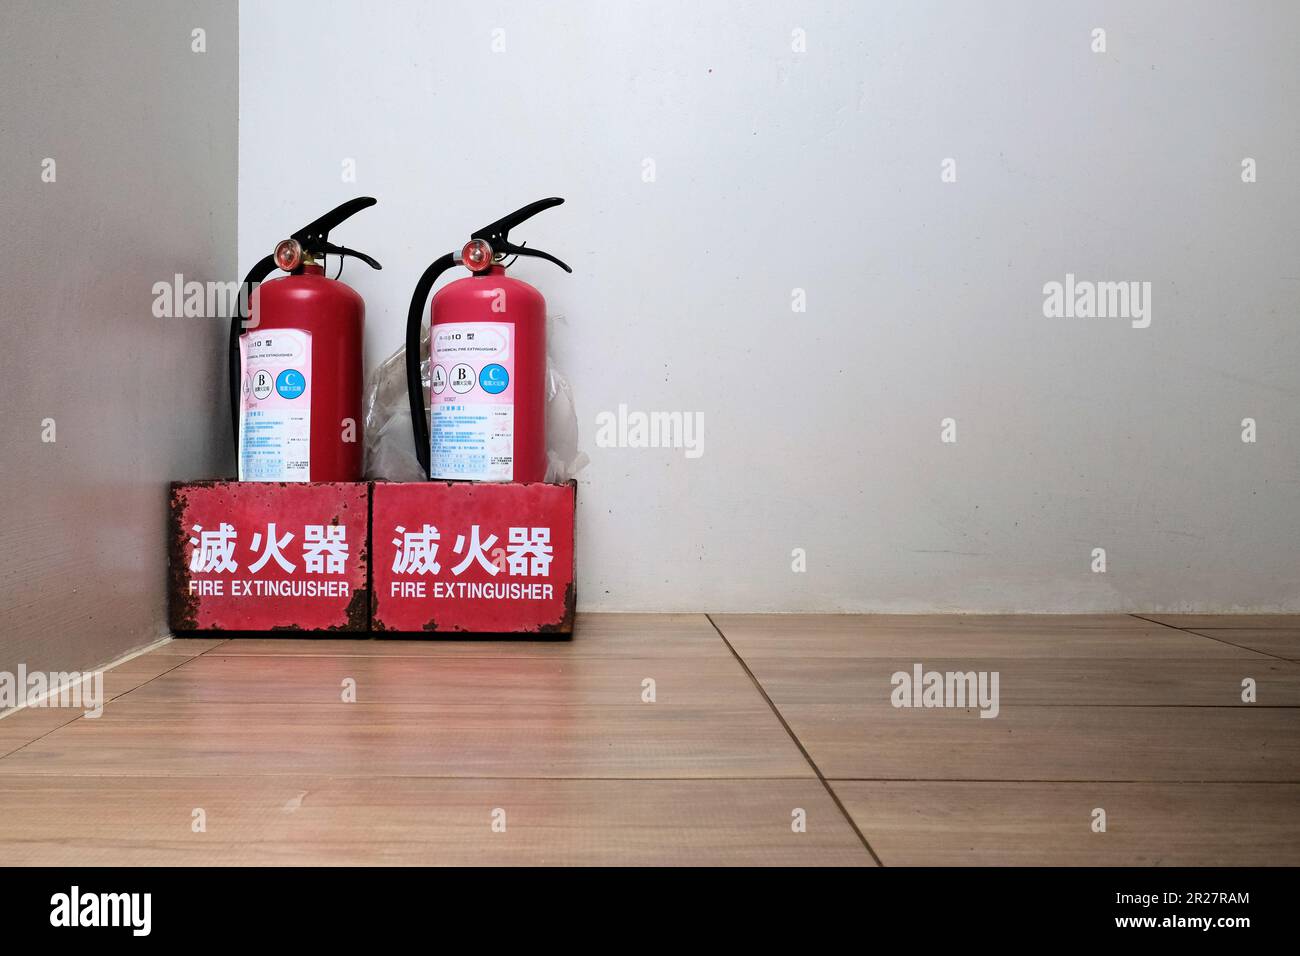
[[169, 481, 369, 632], [372, 481, 575, 634]]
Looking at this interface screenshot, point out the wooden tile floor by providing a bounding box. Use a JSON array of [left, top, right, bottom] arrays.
[[1, 613, 1296, 866]]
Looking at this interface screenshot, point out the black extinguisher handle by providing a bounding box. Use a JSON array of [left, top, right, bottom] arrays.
[[228, 254, 279, 447], [406, 253, 459, 477], [293, 197, 377, 249]]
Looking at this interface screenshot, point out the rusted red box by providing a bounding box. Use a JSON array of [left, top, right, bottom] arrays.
[[372, 481, 575, 634], [169, 481, 369, 632]]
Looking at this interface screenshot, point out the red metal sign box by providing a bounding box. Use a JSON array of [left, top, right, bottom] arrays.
[[372, 481, 575, 634], [169, 481, 369, 632]]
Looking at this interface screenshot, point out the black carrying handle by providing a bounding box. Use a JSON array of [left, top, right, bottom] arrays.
[[496, 243, 572, 273], [405, 254, 458, 476], [319, 241, 382, 271]]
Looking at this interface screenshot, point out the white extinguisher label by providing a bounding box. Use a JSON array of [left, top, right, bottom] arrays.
[[430, 322, 514, 481], [238, 329, 312, 482]]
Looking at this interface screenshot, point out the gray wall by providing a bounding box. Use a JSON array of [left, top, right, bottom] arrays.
[[240, 0, 1299, 613], [0, 0, 237, 685]]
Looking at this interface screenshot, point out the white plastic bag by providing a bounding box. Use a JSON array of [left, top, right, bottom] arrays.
[[363, 321, 587, 483]]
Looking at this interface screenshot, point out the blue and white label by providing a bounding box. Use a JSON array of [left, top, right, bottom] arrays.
[[238, 328, 312, 482], [430, 322, 514, 481]]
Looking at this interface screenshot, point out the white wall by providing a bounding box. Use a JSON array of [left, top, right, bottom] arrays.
[[0, 0, 238, 681], [239, 0, 1300, 612]]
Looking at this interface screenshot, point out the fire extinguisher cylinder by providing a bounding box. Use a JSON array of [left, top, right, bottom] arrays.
[[406, 197, 571, 484], [228, 197, 382, 483]]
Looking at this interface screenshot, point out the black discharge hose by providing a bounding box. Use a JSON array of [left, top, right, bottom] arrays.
[[405, 253, 458, 477]]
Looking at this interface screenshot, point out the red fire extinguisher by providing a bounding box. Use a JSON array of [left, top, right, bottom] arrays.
[[228, 197, 381, 482], [406, 198, 570, 482]]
